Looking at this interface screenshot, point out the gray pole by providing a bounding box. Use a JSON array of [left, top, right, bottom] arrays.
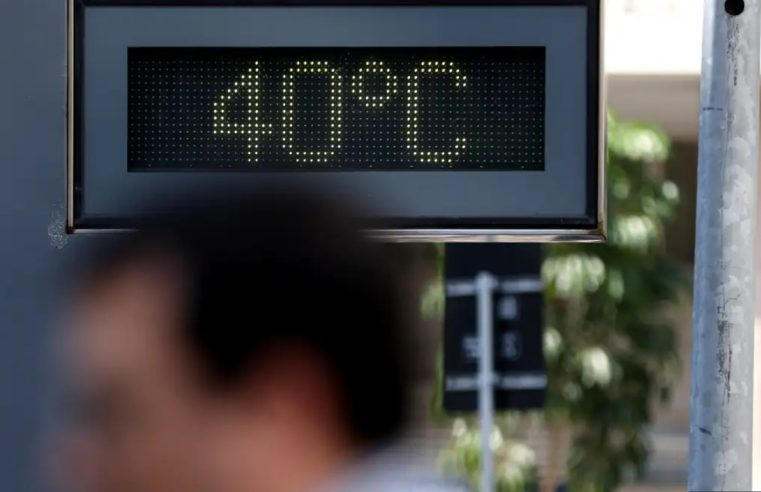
[[476, 272, 496, 492], [690, 0, 760, 490]]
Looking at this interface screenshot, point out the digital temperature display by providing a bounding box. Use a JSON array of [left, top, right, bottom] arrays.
[[128, 47, 545, 171]]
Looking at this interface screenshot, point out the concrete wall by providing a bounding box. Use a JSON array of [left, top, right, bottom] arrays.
[[0, 2, 77, 491]]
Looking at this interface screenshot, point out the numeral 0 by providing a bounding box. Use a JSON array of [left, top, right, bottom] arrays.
[[213, 60, 468, 165], [282, 61, 343, 164]]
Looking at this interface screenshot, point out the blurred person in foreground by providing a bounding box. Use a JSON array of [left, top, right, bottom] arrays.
[[56, 190, 462, 492]]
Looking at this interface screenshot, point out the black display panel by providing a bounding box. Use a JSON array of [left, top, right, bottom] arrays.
[[128, 47, 545, 171]]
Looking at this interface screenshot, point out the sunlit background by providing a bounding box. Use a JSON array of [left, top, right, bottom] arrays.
[[405, 2, 707, 492], [606, 3, 700, 489]]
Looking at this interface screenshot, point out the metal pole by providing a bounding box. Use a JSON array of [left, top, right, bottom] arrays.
[[690, 0, 760, 489], [476, 272, 496, 492]]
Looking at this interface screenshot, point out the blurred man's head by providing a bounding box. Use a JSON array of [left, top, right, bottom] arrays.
[[59, 191, 411, 492]]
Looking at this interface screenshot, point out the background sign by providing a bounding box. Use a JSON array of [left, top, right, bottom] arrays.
[[444, 244, 546, 412]]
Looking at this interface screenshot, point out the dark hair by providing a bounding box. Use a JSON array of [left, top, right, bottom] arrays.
[[80, 189, 411, 448]]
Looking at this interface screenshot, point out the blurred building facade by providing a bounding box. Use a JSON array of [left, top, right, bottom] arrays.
[[608, 0, 760, 490]]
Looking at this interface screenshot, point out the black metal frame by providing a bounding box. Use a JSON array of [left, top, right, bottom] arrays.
[[69, 0, 603, 236]]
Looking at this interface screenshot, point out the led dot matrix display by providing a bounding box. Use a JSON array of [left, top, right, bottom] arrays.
[[128, 47, 545, 171]]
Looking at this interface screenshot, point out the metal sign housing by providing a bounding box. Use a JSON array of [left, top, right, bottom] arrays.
[[68, 0, 605, 241]]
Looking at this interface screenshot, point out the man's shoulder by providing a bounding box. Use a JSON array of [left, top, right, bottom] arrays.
[[338, 475, 467, 492], [388, 477, 468, 492], [331, 464, 468, 492], [324, 445, 468, 492]]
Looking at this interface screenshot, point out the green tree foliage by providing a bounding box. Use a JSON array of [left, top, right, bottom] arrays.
[[542, 113, 685, 491], [437, 113, 687, 491]]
